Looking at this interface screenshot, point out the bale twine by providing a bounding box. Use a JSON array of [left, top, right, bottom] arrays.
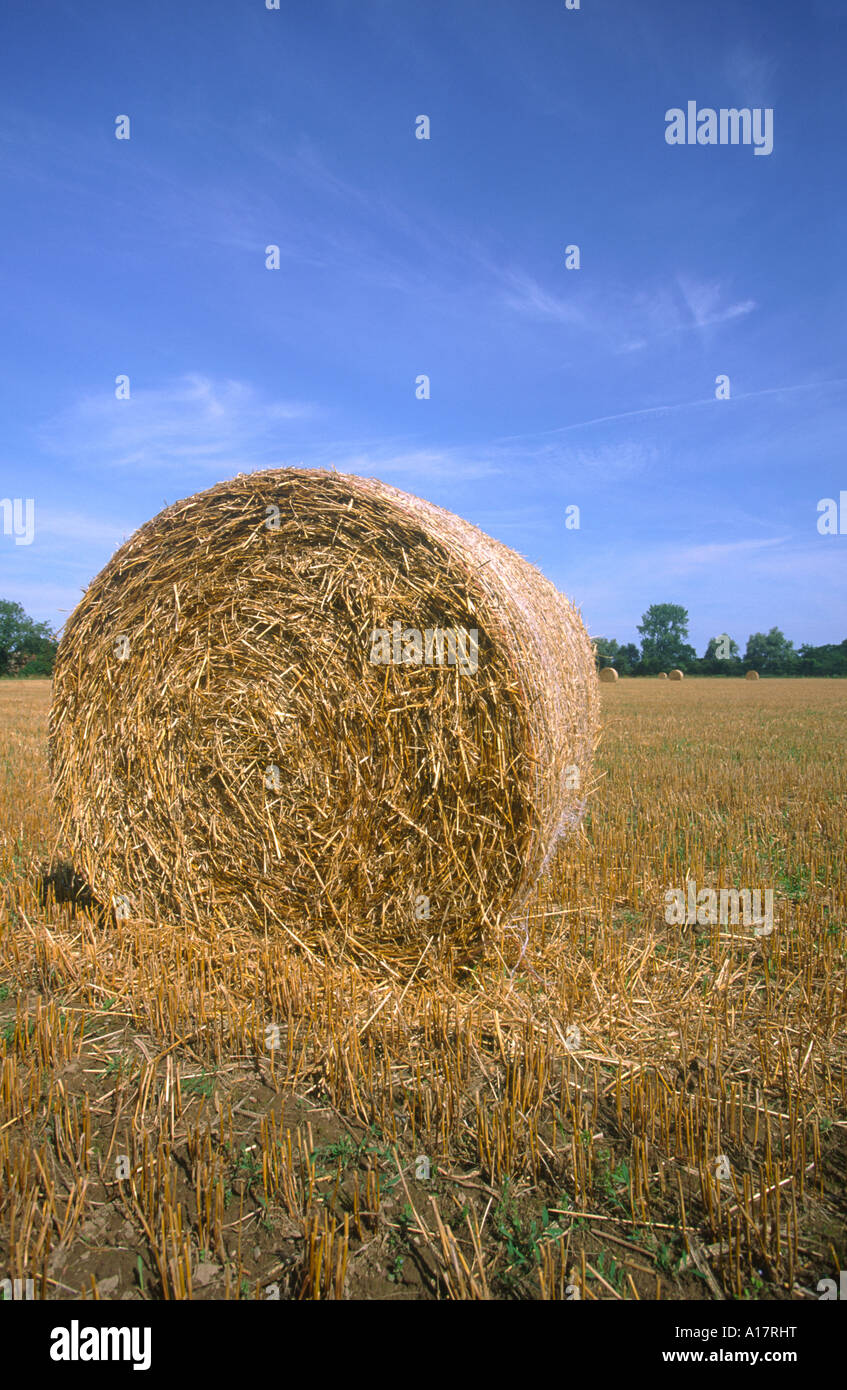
[[657, 672, 668, 680], [668, 669, 684, 681], [745, 670, 760, 680], [598, 667, 619, 683], [49, 468, 599, 967]]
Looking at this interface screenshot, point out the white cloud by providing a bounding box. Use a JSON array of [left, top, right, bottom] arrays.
[[498, 269, 586, 327], [39, 374, 316, 472], [664, 536, 788, 570], [36, 510, 138, 546], [0, 580, 85, 623], [331, 448, 501, 483], [723, 46, 778, 107], [675, 275, 756, 331], [493, 261, 754, 353]]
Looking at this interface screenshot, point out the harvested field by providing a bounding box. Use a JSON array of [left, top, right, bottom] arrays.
[[1, 677, 845, 1301]]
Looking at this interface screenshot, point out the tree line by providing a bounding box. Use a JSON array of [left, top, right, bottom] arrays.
[[0, 601, 59, 677], [595, 604, 847, 677]]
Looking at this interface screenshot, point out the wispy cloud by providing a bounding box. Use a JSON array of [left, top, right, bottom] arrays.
[[468, 506, 552, 535], [36, 510, 139, 546], [481, 436, 658, 485], [329, 448, 501, 484], [497, 269, 586, 327], [0, 580, 87, 625], [664, 536, 788, 571], [723, 46, 778, 106], [39, 374, 316, 472], [675, 275, 756, 331], [617, 276, 756, 352], [491, 261, 755, 354], [497, 376, 847, 442]]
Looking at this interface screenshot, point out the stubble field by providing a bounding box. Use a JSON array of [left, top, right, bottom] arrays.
[[1, 676, 844, 1301]]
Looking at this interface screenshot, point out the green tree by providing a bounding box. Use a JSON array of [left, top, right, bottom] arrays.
[[637, 604, 697, 674], [593, 637, 620, 671], [617, 642, 641, 676], [797, 639, 847, 676], [743, 628, 798, 676], [0, 601, 58, 677]]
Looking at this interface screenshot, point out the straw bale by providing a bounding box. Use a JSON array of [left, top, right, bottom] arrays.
[[658, 672, 668, 680], [598, 667, 619, 683], [668, 669, 684, 681], [745, 670, 760, 680], [49, 469, 599, 966]]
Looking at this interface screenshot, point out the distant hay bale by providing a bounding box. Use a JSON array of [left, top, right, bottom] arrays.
[[658, 672, 668, 680], [49, 468, 599, 967], [745, 670, 760, 680], [668, 669, 684, 681], [598, 667, 619, 683]]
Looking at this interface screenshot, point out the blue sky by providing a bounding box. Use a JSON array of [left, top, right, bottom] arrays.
[[1, 0, 845, 652]]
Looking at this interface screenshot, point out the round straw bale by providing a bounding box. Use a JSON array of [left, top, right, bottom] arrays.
[[745, 670, 760, 680], [598, 666, 619, 683], [668, 669, 684, 681], [657, 672, 668, 680], [49, 468, 599, 966]]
